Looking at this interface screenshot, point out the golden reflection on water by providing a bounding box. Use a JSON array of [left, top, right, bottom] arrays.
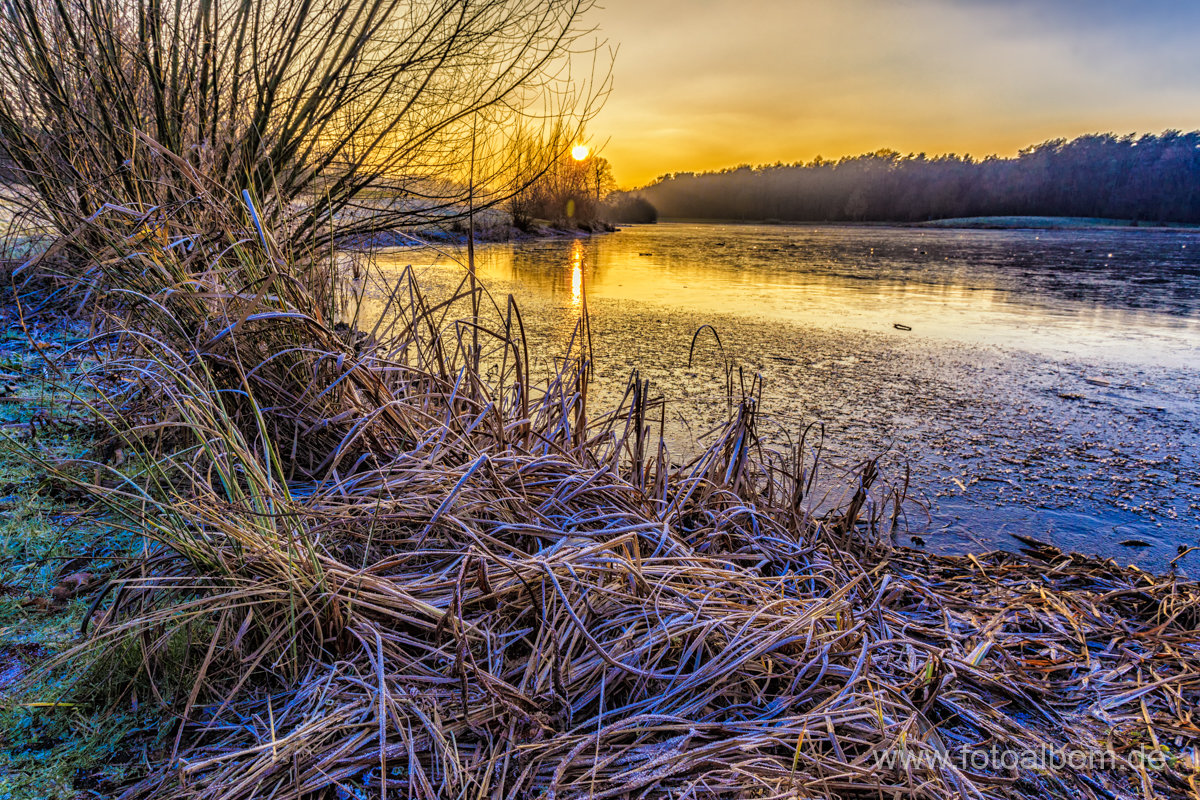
[[570, 238, 584, 306], [360, 224, 1200, 368]]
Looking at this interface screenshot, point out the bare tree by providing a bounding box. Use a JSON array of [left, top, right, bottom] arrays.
[[507, 129, 614, 226], [0, 0, 610, 251]]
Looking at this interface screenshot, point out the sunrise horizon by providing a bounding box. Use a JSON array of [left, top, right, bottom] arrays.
[[589, 0, 1200, 188], [605, 124, 1200, 188]]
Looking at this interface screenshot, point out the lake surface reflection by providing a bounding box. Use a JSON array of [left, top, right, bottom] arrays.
[[366, 222, 1200, 570]]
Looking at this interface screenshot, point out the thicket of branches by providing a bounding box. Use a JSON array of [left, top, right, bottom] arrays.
[[602, 191, 656, 223], [643, 131, 1200, 223], [509, 137, 614, 227], [0, 0, 608, 251]]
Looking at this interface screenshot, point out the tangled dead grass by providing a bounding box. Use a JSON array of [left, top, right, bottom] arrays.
[[16, 201, 1200, 800]]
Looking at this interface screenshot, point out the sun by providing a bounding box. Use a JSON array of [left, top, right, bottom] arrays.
[[571, 144, 589, 161]]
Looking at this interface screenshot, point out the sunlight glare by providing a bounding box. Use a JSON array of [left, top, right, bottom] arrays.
[[571, 144, 589, 161], [570, 238, 584, 306]]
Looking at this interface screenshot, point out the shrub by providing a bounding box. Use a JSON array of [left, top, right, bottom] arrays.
[[0, 0, 608, 254]]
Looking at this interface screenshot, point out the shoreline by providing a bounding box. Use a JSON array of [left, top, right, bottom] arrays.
[[341, 218, 620, 251], [653, 215, 1200, 232], [913, 215, 1200, 231]]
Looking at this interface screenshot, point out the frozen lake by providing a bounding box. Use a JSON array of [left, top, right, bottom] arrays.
[[365, 222, 1200, 570]]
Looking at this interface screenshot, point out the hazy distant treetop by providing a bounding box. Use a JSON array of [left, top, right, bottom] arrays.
[[640, 131, 1200, 224]]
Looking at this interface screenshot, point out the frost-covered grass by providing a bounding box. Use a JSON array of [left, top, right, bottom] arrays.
[[0, 334, 149, 799]]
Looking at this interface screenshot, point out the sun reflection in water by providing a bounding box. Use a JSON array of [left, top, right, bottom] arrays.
[[570, 238, 584, 306]]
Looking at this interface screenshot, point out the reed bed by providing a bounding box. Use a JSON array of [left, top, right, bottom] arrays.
[[22, 200, 1200, 800]]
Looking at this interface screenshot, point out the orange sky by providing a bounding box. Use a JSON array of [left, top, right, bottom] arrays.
[[589, 0, 1200, 188]]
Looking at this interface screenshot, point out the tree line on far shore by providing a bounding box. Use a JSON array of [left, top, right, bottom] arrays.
[[636, 131, 1200, 224]]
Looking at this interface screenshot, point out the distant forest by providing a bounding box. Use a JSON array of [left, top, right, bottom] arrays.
[[638, 131, 1200, 224]]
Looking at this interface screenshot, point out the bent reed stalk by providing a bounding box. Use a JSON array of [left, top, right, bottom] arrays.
[[18, 194, 1200, 800]]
